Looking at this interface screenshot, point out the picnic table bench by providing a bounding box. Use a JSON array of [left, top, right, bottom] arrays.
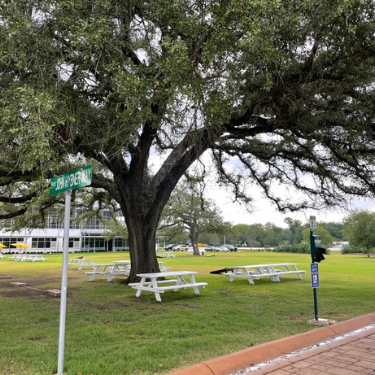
[[130, 271, 207, 302], [223, 263, 305, 284]]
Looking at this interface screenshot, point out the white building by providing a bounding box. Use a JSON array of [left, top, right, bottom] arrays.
[[0, 208, 128, 254]]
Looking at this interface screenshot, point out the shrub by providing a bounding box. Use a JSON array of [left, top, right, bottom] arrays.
[[341, 245, 375, 254], [275, 243, 310, 253]]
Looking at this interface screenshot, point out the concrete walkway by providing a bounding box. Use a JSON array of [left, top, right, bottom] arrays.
[[166, 312, 375, 375]]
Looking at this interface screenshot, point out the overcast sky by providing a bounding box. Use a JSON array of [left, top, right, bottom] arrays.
[[213, 184, 375, 227], [151, 149, 375, 228]]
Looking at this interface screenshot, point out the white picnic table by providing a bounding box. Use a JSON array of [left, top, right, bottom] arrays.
[[85, 260, 171, 282], [88, 260, 131, 282], [84, 263, 116, 281], [27, 254, 47, 262], [68, 258, 94, 270], [223, 263, 306, 284], [156, 251, 176, 258], [186, 248, 205, 256], [9, 254, 47, 262], [130, 271, 207, 302]]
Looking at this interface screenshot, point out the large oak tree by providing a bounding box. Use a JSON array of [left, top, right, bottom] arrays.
[[1, 1, 375, 281]]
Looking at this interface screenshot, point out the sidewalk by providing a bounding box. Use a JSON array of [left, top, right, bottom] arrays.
[[166, 312, 375, 375]]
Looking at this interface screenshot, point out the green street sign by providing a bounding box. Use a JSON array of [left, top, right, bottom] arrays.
[[50, 165, 92, 195]]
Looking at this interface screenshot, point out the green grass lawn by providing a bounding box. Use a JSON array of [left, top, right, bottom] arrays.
[[0, 251, 374, 375]]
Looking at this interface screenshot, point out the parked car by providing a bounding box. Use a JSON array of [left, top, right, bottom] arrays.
[[216, 246, 230, 252], [172, 244, 189, 251], [223, 244, 237, 252], [164, 244, 178, 250]]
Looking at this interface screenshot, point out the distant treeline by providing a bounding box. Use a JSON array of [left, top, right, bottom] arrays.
[[172, 219, 344, 249]]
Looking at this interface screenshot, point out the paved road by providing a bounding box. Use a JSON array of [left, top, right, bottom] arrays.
[[166, 313, 375, 375]]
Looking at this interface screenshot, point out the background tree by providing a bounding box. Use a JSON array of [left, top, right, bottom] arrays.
[[302, 225, 335, 249], [284, 218, 306, 245], [160, 182, 226, 255], [233, 224, 262, 247], [320, 222, 346, 241], [1, 1, 375, 281], [343, 211, 375, 257], [262, 222, 288, 247]]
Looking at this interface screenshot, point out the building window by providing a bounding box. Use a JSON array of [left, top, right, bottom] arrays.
[[82, 236, 106, 252], [32, 238, 53, 248], [114, 238, 127, 248], [68, 238, 80, 248]]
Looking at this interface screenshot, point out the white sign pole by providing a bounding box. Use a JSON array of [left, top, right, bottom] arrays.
[[57, 189, 72, 375]]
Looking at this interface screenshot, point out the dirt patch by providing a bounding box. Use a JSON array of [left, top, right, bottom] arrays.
[[0, 274, 80, 300], [1, 289, 32, 298]]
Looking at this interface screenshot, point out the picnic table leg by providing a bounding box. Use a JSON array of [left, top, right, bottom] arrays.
[[107, 265, 118, 281], [292, 265, 304, 279], [278, 266, 288, 278], [151, 278, 162, 302], [173, 275, 187, 292], [135, 278, 148, 298], [243, 269, 255, 284], [266, 267, 280, 282], [229, 269, 240, 282], [247, 277, 255, 284], [188, 275, 201, 295]]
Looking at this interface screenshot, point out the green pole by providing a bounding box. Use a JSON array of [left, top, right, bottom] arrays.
[[310, 230, 318, 321], [313, 286, 318, 321]]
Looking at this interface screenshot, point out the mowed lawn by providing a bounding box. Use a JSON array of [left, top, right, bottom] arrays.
[[0, 251, 374, 375]]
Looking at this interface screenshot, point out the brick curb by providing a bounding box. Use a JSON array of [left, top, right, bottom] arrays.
[[165, 312, 375, 375], [251, 323, 375, 374]]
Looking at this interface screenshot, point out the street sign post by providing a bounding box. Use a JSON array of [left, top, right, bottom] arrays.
[[51, 166, 92, 375]]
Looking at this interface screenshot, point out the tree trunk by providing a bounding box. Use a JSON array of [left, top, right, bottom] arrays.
[[190, 231, 200, 256], [126, 217, 160, 283], [117, 179, 163, 283]]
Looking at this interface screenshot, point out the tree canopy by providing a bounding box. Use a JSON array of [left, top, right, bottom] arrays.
[[343, 210, 375, 257], [1, 1, 375, 281]]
